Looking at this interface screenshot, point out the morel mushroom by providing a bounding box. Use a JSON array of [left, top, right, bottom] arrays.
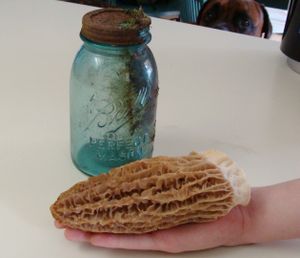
[[50, 150, 250, 234]]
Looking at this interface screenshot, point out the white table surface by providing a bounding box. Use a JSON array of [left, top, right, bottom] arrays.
[[0, 1, 299, 257]]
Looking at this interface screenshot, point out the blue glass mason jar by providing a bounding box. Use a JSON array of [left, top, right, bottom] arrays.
[[70, 9, 158, 176]]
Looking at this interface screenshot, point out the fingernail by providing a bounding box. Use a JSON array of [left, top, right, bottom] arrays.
[[90, 234, 114, 247], [64, 229, 90, 242]]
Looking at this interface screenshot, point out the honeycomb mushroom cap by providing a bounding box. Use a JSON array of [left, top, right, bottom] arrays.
[[51, 151, 250, 234]]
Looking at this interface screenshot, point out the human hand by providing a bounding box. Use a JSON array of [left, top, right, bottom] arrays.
[[55, 205, 249, 253], [55, 180, 300, 253]]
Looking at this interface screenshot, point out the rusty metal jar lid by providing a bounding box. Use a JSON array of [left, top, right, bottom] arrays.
[[80, 8, 152, 46]]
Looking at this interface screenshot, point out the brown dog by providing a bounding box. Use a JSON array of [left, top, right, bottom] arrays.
[[197, 0, 272, 38]]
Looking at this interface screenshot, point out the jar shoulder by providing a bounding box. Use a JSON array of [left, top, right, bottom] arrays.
[[71, 45, 157, 78]]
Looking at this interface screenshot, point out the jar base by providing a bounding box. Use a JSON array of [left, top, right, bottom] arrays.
[[72, 143, 153, 176], [72, 157, 113, 176]]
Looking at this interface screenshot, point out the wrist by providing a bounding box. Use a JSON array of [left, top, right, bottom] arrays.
[[225, 180, 300, 247], [219, 203, 253, 247], [234, 181, 300, 245], [236, 187, 260, 245], [223, 188, 258, 247]]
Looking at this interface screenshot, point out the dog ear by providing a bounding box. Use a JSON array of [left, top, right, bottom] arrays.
[[196, 0, 211, 25], [260, 4, 273, 38]]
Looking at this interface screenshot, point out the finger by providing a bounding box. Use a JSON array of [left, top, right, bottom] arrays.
[[54, 220, 65, 229], [64, 228, 92, 242], [89, 217, 228, 253], [90, 233, 157, 251], [90, 207, 245, 253]]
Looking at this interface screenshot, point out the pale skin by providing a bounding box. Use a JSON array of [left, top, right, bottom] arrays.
[[55, 179, 300, 253]]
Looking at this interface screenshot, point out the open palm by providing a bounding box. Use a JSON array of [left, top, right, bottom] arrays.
[[56, 205, 248, 253]]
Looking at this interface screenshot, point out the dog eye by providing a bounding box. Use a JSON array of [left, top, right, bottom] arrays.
[[204, 11, 217, 23], [238, 18, 250, 29]]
